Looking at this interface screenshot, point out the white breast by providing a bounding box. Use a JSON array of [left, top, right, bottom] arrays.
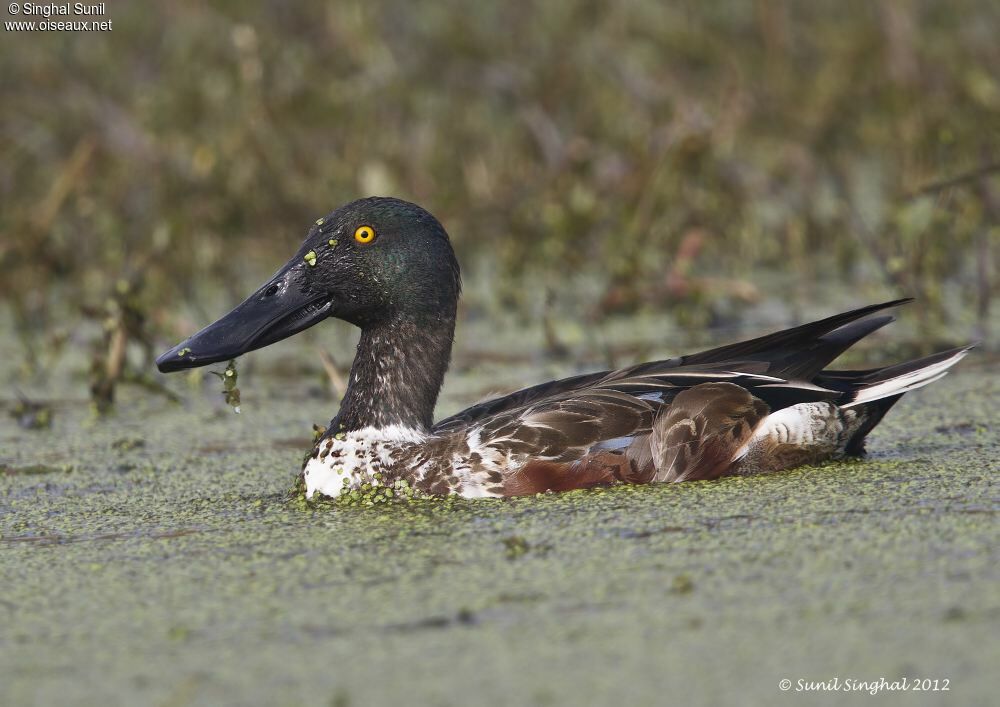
[[302, 425, 426, 500]]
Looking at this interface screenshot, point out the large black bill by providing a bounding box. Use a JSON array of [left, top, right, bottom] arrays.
[[156, 266, 332, 373]]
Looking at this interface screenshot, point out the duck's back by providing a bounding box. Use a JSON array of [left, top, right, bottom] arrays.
[[419, 300, 969, 497]]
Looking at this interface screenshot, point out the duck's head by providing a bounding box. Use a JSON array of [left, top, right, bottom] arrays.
[[156, 197, 461, 373]]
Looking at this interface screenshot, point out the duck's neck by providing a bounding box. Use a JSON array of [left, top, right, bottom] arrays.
[[329, 310, 455, 435]]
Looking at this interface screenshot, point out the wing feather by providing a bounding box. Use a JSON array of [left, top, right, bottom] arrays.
[[651, 383, 770, 482], [437, 302, 914, 486]]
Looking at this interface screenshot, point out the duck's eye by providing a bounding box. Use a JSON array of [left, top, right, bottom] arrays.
[[354, 225, 376, 244]]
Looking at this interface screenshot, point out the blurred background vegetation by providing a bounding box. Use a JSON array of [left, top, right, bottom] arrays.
[[2, 0, 998, 409]]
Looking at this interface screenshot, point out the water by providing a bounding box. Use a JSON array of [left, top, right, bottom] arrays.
[[1, 312, 997, 706]]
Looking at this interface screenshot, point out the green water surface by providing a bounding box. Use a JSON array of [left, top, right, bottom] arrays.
[[1, 355, 997, 706]]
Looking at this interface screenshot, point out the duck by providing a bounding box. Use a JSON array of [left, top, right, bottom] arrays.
[[156, 197, 972, 500]]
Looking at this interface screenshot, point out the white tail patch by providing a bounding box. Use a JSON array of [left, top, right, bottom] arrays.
[[842, 347, 971, 409], [731, 402, 844, 461]]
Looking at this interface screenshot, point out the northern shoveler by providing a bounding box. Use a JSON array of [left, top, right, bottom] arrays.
[[156, 197, 972, 499]]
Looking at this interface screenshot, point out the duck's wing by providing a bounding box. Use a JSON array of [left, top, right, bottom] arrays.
[[433, 299, 910, 434], [433, 370, 612, 433], [467, 369, 827, 462], [462, 369, 809, 495]]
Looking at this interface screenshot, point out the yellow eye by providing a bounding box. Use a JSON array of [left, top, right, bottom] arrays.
[[354, 225, 376, 244]]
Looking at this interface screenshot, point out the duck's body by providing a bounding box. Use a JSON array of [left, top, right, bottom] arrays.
[[300, 301, 969, 499], [156, 197, 971, 500]]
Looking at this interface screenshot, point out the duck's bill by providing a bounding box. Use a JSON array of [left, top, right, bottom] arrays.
[[155, 265, 331, 373]]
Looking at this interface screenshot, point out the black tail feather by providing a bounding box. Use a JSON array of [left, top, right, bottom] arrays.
[[778, 314, 896, 380], [844, 395, 904, 456], [681, 299, 913, 375]]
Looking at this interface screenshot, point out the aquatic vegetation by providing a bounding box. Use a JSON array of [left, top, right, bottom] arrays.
[[209, 359, 242, 414], [85, 277, 179, 414], [670, 574, 695, 595], [111, 437, 146, 452], [1, 369, 995, 705], [10, 396, 52, 430], [503, 536, 529, 559], [0, 1, 996, 368], [1, 463, 72, 476]]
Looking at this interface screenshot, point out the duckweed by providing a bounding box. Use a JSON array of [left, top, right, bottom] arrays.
[[502, 535, 531, 559], [209, 359, 242, 413], [1, 346, 995, 706], [10, 397, 52, 430], [2, 463, 72, 475], [671, 574, 695, 594]]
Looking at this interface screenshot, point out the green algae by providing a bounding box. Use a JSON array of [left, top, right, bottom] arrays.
[[9, 396, 52, 430], [111, 436, 145, 452], [2, 463, 72, 476], [1, 358, 997, 706], [208, 360, 242, 414]]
